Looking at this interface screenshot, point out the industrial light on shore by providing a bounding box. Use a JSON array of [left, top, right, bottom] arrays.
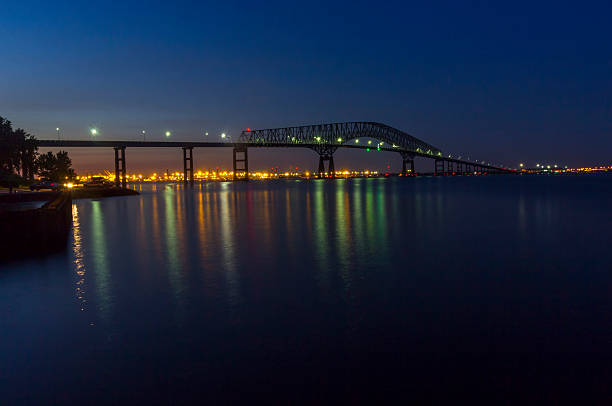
[[90, 128, 98, 136], [165, 131, 171, 137], [221, 133, 226, 139]]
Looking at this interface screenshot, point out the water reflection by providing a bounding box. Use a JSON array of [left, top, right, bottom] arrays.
[[219, 182, 241, 306], [164, 186, 185, 306], [90, 200, 112, 321], [313, 181, 331, 293], [72, 204, 86, 312]]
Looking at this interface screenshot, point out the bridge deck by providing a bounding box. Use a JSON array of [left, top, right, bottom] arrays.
[[37, 140, 516, 172]]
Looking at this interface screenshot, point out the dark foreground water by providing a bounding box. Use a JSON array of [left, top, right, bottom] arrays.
[[2, 175, 612, 404]]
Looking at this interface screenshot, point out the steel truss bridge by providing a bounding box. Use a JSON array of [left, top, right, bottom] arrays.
[[38, 121, 517, 187]]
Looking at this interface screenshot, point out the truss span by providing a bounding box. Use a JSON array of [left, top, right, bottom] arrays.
[[239, 122, 442, 155]]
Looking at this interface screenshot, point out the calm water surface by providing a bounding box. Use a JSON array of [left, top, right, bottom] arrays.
[[2, 175, 612, 403]]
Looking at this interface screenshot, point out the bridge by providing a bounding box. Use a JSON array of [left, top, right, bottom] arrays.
[[37, 121, 517, 187]]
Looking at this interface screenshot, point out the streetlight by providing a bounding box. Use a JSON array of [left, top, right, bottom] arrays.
[[519, 163, 524, 168], [90, 128, 98, 139], [221, 133, 226, 139], [165, 131, 171, 138], [141, 130, 146, 141], [56, 127, 60, 141]]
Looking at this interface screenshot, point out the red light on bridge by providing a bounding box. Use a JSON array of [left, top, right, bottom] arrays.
[[246, 128, 251, 132]]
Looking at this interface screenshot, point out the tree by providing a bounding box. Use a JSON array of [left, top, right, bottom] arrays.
[[37, 150, 76, 181], [0, 116, 38, 181]]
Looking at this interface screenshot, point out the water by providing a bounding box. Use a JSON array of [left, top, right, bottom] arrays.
[[2, 175, 612, 403]]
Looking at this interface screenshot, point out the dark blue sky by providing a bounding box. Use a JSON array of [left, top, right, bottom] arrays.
[[1, 0, 611, 172]]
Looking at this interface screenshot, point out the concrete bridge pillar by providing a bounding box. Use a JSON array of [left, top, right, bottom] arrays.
[[434, 159, 445, 176], [114, 146, 126, 188], [317, 154, 335, 178], [400, 152, 415, 176], [310, 145, 337, 178], [233, 146, 249, 181], [182, 147, 194, 185]]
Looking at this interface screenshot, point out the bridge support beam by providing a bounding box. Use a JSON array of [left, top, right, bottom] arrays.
[[434, 159, 445, 176], [233, 146, 248, 181], [310, 145, 337, 178], [114, 146, 126, 188], [317, 154, 335, 178], [183, 147, 194, 185], [400, 152, 415, 176]]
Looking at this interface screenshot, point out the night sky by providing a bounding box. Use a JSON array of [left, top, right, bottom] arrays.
[[1, 0, 611, 173]]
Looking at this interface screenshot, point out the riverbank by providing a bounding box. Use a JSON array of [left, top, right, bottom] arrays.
[[0, 187, 139, 205], [1, 192, 72, 261]]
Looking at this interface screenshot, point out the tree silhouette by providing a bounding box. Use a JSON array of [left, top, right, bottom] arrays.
[[37, 150, 75, 181], [0, 116, 38, 181]]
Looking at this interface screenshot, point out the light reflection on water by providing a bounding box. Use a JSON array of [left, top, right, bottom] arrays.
[[90, 200, 112, 321], [2, 175, 612, 403], [72, 204, 86, 312]]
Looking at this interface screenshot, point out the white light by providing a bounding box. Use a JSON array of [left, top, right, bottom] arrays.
[[56, 127, 60, 131], [221, 133, 226, 138], [90, 128, 98, 135], [165, 131, 171, 137]]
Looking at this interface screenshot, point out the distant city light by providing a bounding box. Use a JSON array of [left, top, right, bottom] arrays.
[[90, 128, 98, 136], [221, 133, 226, 138], [165, 131, 171, 137]]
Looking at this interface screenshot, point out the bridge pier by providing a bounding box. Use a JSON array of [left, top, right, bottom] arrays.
[[317, 154, 335, 178], [113, 146, 126, 188], [233, 146, 249, 181], [400, 152, 415, 176], [182, 147, 194, 185], [434, 159, 445, 176], [310, 145, 337, 178]]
